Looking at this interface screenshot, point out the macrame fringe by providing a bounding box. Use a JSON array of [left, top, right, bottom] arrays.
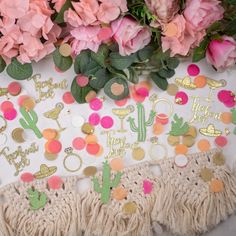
[[152, 166, 236, 236], [0, 192, 80, 236], [80, 191, 157, 236]]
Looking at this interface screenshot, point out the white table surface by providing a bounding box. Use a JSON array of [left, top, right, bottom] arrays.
[[0, 57, 235, 235]]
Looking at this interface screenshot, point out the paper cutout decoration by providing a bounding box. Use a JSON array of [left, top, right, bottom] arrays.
[[27, 188, 47, 210], [175, 76, 197, 90], [169, 114, 189, 136], [112, 105, 134, 132], [44, 103, 65, 132], [28, 74, 68, 103], [189, 96, 222, 124], [127, 103, 156, 142], [0, 143, 38, 176], [92, 161, 123, 204], [199, 124, 222, 137], [19, 107, 42, 138]]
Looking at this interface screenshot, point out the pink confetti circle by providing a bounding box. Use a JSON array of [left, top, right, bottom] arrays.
[[136, 87, 149, 97], [175, 91, 188, 105], [48, 140, 62, 154], [8, 82, 21, 96], [187, 64, 200, 76], [101, 116, 114, 129], [72, 137, 86, 150], [4, 108, 17, 120], [1, 101, 14, 112], [76, 75, 89, 87], [115, 98, 128, 107], [89, 98, 103, 111], [215, 136, 228, 147], [48, 176, 63, 190], [20, 173, 35, 183], [62, 91, 75, 104], [88, 113, 100, 126]]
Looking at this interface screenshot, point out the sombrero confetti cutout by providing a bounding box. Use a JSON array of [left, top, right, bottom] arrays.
[[199, 124, 222, 137], [175, 76, 197, 90], [34, 164, 57, 179]]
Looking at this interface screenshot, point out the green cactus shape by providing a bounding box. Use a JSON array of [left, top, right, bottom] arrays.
[[92, 161, 123, 204], [127, 103, 156, 142], [19, 107, 42, 138], [169, 114, 189, 136], [231, 108, 236, 125], [27, 188, 47, 210]]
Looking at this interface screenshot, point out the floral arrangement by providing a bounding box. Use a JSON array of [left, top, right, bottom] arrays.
[[0, 0, 235, 103]]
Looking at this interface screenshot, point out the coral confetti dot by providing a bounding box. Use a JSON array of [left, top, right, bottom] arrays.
[[197, 139, 211, 152], [86, 143, 100, 155]]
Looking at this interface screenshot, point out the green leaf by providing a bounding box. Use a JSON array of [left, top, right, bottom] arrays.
[[109, 52, 138, 70], [150, 72, 168, 90], [158, 68, 175, 78], [54, 0, 72, 23], [0, 56, 6, 73], [71, 77, 95, 104], [192, 37, 210, 62], [227, 0, 236, 4], [107, 65, 128, 80], [6, 58, 33, 80], [224, 19, 236, 36], [89, 69, 110, 89], [127, 67, 139, 84], [74, 50, 101, 76], [53, 48, 72, 72], [137, 46, 154, 61], [206, 21, 223, 33], [166, 57, 179, 69], [91, 45, 109, 68]]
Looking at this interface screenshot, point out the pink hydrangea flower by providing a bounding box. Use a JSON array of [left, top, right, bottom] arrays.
[[0, 0, 29, 19], [69, 26, 102, 55], [71, 0, 99, 26], [184, 0, 224, 31], [161, 15, 206, 56], [64, 0, 128, 26], [0, 0, 61, 64], [97, 2, 120, 24], [206, 36, 236, 71], [111, 17, 151, 56]]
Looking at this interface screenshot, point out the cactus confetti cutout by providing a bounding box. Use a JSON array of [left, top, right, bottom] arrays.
[[92, 161, 123, 204], [127, 103, 156, 142], [19, 107, 42, 138], [27, 188, 47, 210], [169, 114, 190, 136]]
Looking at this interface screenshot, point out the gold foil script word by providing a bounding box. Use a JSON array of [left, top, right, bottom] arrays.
[[28, 74, 68, 103], [0, 143, 39, 176], [189, 96, 222, 124], [101, 131, 138, 159]]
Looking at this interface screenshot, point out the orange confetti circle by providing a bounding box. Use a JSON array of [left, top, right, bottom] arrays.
[[85, 134, 98, 144], [197, 139, 211, 152], [175, 144, 188, 155], [110, 158, 124, 171], [153, 122, 164, 135], [220, 112, 232, 124], [194, 75, 207, 88], [112, 187, 128, 200], [210, 179, 224, 193]]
